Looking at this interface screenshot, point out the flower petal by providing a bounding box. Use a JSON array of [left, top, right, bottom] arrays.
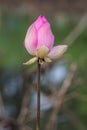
[[37, 23, 54, 50], [36, 45, 49, 58], [48, 45, 68, 60], [23, 57, 38, 65], [44, 57, 52, 63], [34, 15, 47, 30], [24, 24, 37, 55]]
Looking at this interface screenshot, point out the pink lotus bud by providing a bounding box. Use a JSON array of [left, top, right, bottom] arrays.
[[24, 15, 68, 65], [24, 15, 54, 57]]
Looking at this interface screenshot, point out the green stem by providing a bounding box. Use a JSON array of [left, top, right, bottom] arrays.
[[36, 58, 40, 130]]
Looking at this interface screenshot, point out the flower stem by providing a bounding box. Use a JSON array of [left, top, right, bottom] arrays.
[[36, 58, 40, 130]]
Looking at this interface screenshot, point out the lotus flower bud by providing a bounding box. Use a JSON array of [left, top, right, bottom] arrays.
[[24, 15, 68, 65]]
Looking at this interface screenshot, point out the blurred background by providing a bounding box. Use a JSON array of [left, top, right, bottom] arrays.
[[0, 0, 87, 130]]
